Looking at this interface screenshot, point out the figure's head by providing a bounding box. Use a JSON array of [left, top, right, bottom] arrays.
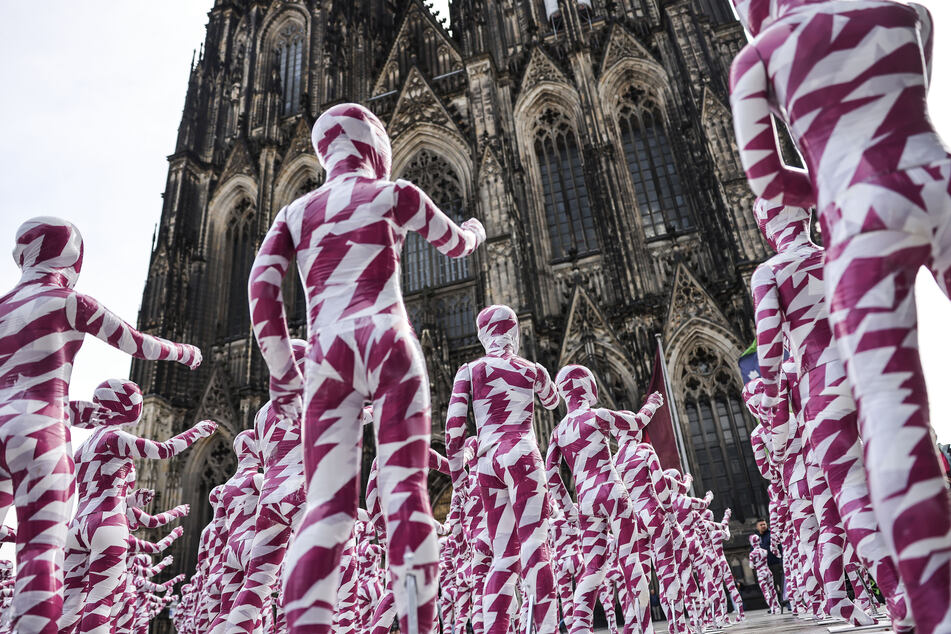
[[92, 379, 144, 426], [749, 534, 761, 549], [754, 198, 811, 252], [234, 429, 260, 468], [13, 217, 84, 288], [730, 0, 816, 37], [555, 365, 598, 409], [756, 519, 768, 534], [312, 103, 392, 181], [476, 305, 520, 355]]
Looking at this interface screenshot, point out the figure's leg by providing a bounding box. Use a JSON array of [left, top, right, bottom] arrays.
[[370, 584, 396, 634], [717, 556, 743, 621], [611, 512, 652, 634], [77, 513, 128, 634], [789, 496, 822, 617], [655, 526, 686, 634], [58, 524, 89, 634], [570, 517, 608, 634], [470, 541, 492, 634], [823, 176, 951, 634], [507, 449, 558, 632], [800, 364, 910, 627], [478, 469, 520, 634], [4, 419, 73, 634], [599, 582, 619, 634], [282, 334, 365, 633], [226, 502, 296, 634], [369, 322, 439, 634]]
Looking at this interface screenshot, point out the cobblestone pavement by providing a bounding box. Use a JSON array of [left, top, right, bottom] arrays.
[[594, 609, 896, 633]]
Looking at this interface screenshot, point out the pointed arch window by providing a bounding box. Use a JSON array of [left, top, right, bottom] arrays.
[[616, 88, 692, 239], [680, 345, 767, 522], [534, 108, 598, 261], [399, 150, 470, 294], [275, 22, 305, 116], [226, 198, 256, 337]]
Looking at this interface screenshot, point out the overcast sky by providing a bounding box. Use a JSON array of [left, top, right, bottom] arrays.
[[0, 0, 949, 447]]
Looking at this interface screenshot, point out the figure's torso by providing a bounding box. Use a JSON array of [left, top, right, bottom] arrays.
[[470, 353, 541, 456], [74, 428, 132, 517], [757, 1, 946, 205]]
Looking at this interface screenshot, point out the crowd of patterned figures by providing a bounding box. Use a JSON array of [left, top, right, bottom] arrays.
[[1, 2, 951, 632]]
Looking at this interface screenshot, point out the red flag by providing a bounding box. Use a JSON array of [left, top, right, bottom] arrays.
[[645, 344, 683, 471]]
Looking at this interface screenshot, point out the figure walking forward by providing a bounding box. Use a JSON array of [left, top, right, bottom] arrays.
[[248, 103, 485, 634]]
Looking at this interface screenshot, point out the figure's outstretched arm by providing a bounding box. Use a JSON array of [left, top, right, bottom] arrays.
[[68, 294, 201, 369], [113, 420, 216, 460], [445, 364, 472, 491], [545, 439, 576, 517], [68, 400, 109, 429], [428, 448, 450, 476], [752, 263, 785, 410], [393, 180, 485, 258], [750, 426, 773, 482], [645, 449, 674, 514], [534, 363, 559, 410], [128, 504, 189, 530], [248, 207, 302, 406], [130, 526, 184, 554], [730, 47, 814, 206]]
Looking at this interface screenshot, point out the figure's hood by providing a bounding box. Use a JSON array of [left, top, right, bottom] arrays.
[[730, 0, 820, 36], [234, 429, 260, 469], [749, 534, 760, 548], [556, 365, 598, 409], [312, 103, 392, 181], [13, 217, 84, 288], [477, 305, 520, 355], [92, 379, 144, 427], [754, 198, 811, 252]]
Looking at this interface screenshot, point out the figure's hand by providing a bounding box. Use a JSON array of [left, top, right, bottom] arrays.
[[461, 218, 486, 245], [195, 420, 218, 437], [646, 391, 664, 410], [682, 473, 694, 489], [179, 345, 202, 370], [704, 490, 714, 504], [173, 504, 190, 518]]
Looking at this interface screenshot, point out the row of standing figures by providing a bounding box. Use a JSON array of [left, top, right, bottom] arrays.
[[2, 0, 951, 631], [169, 316, 750, 634]]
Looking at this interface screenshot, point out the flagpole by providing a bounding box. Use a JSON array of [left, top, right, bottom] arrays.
[[655, 333, 693, 493]]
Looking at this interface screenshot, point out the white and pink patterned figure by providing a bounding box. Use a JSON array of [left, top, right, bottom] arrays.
[[209, 430, 263, 633], [546, 364, 654, 634], [729, 2, 951, 629], [548, 497, 581, 631], [611, 392, 698, 633], [750, 197, 908, 626], [249, 102, 484, 634], [443, 435, 490, 634], [226, 340, 307, 634], [444, 304, 559, 634], [61, 379, 213, 634], [0, 217, 201, 633], [191, 485, 228, 633], [749, 534, 781, 614]]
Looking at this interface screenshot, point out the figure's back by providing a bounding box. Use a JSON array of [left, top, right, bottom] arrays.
[[0, 283, 78, 404], [759, 1, 944, 201], [282, 177, 407, 330], [470, 352, 543, 452], [74, 428, 129, 517], [553, 410, 613, 491]]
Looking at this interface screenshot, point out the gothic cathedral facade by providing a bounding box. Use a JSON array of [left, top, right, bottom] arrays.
[[131, 0, 771, 589]]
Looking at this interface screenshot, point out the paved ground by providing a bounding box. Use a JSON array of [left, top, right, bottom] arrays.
[[594, 609, 896, 633]]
